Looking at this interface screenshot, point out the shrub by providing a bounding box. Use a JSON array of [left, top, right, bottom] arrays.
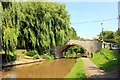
[[26, 50, 38, 57], [43, 53, 54, 60], [33, 53, 41, 59], [2, 52, 17, 63], [100, 47, 118, 60]]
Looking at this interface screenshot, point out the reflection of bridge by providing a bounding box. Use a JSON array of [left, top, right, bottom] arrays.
[[55, 39, 102, 58]]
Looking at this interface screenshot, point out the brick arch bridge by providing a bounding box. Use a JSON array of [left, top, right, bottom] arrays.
[[54, 39, 102, 58]]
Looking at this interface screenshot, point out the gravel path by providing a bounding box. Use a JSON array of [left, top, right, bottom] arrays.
[[81, 58, 119, 78]]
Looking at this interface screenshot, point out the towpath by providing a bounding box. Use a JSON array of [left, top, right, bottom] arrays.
[[81, 58, 118, 78]]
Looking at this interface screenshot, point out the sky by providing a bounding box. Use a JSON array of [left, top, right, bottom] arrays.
[[65, 2, 118, 39]]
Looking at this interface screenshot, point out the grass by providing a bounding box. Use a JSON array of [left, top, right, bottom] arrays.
[[64, 58, 87, 80], [90, 47, 119, 72]]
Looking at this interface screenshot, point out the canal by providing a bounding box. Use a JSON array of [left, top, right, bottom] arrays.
[[2, 59, 76, 78]]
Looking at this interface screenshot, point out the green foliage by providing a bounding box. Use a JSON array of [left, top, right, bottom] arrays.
[[65, 58, 87, 79], [14, 50, 27, 57], [99, 47, 118, 60], [115, 28, 120, 42], [3, 27, 18, 51], [26, 50, 38, 57], [90, 48, 118, 71], [2, 2, 77, 62], [33, 53, 41, 59], [2, 52, 16, 63], [98, 30, 115, 42], [1, 2, 12, 9], [43, 53, 54, 60], [64, 46, 85, 57], [98, 29, 120, 43], [25, 50, 41, 59], [67, 27, 78, 39]]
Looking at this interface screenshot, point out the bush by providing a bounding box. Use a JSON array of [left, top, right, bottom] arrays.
[[26, 50, 38, 57], [100, 47, 118, 60], [43, 53, 54, 60], [65, 52, 71, 57], [33, 54, 41, 59], [2, 52, 17, 63]]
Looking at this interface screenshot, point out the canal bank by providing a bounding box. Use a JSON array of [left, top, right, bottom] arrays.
[[2, 56, 46, 68]]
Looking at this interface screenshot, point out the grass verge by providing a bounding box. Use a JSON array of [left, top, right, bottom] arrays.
[[90, 47, 119, 72], [64, 58, 87, 80]]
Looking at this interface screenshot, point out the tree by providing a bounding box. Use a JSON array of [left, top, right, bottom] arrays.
[[98, 30, 115, 42], [115, 28, 120, 42], [2, 2, 78, 62], [1, 2, 12, 9]]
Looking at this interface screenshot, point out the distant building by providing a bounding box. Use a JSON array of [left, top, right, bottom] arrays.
[[102, 42, 112, 48], [102, 42, 119, 49]]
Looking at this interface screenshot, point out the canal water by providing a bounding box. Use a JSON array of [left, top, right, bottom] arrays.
[[2, 59, 76, 78]]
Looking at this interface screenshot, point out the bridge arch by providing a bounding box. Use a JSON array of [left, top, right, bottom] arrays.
[[57, 44, 87, 54], [55, 39, 102, 58]]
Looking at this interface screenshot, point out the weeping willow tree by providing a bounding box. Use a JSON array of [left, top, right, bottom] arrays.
[[2, 2, 77, 61]]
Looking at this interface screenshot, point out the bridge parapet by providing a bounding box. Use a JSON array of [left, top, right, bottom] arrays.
[[55, 39, 102, 58]]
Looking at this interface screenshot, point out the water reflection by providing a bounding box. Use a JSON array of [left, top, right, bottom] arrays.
[[2, 59, 76, 78]]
